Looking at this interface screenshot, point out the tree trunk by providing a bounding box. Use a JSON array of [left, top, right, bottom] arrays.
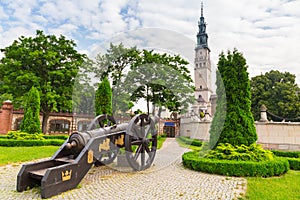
[[42, 111, 50, 134], [158, 106, 163, 118], [152, 104, 156, 116], [146, 86, 150, 115]]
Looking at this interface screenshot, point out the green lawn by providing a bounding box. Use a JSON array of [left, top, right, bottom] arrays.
[[0, 136, 166, 166], [244, 170, 300, 199], [0, 146, 59, 166], [175, 137, 202, 151]]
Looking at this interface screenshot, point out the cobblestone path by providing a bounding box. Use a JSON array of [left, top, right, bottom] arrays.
[[0, 138, 246, 199]]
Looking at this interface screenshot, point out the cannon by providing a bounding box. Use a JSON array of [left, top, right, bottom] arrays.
[[17, 114, 158, 198]]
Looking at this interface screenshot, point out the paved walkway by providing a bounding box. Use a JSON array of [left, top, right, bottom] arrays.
[[0, 138, 246, 199]]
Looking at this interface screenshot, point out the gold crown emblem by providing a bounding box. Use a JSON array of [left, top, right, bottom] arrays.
[[62, 170, 72, 181]]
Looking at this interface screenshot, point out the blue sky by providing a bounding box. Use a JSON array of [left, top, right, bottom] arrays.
[[1, 0, 300, 83]]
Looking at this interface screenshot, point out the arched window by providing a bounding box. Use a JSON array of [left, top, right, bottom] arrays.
[[77, 121, 91, 132], [49, 119, 70, 134]]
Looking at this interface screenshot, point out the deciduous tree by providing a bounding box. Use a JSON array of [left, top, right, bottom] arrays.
[[95, 43, 139, 115], [251, 70, 300, 121], [0, 30, 86, 133], [124, 50, 194, 115]]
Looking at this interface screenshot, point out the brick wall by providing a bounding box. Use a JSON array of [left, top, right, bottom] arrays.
[[0, 101, 14, 134]]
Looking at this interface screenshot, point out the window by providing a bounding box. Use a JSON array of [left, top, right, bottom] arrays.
[[77, 121, 91, 132], [14, 118, 23, 130], [49, 119, 70, 134]]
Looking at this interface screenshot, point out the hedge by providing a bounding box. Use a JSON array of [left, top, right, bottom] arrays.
[[43, 135, 69, 140], [0, 139, 65, 147], [182, 151, 289, 177], [271, 150, 300, 158], [270, 150, 300, 170], [177, 136, 202, 147], [0, 134, 69, 140], [286, 158, 300, 170]]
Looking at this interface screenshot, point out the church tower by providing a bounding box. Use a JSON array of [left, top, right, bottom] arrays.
[[193, 3, 213, 116]]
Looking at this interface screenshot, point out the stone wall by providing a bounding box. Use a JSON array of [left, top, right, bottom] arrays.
[[256, 122, 300, 150], [180, 117, 300, 151]]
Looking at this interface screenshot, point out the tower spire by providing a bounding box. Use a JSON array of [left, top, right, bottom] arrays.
[[201, 1, 203, 18], [196, 2, 209, 50]]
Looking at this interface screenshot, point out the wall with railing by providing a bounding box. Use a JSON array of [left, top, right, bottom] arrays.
[[180, 105, 300, 151]]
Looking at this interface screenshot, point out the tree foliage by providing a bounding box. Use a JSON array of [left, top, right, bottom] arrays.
[[95, 43, 139, 115], [124, 50, 194, 115], [209, 49, 257, 149], [72, 60, 95, 115], [0, 30, 86, 133], [95, 77, 112, 116], [20, 86, 41, 134], [95, 44, 194, 116], [251, 70, 300, 121], [208, 71, 227, 148]]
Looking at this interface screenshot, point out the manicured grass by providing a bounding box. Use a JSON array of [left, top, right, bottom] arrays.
[[176, 137, 202, 151], [244, 170, 300, 199], [0, 135, 166, 166], [157, 135, 166, 149], [0, 146, 59, 166]]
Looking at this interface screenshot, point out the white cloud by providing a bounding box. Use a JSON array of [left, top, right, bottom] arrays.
[[0, 0, 299, 83]]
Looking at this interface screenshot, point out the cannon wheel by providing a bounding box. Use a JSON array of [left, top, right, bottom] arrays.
[[125, 114, 157, 171], [88, 115, 118, 166], [94, 144, 118, 167], [87, 114, 116, 130]]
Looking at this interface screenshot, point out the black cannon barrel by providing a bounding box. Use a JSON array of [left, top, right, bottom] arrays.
[[66, 123, 129, 153]]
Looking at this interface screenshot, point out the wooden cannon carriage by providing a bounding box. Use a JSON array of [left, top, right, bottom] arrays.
[[17, 114, 158, 198]]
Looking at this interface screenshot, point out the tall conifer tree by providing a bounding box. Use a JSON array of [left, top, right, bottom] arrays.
[[209, 49, 257, 148], [20, 86, 41, 134], [95, 77, 112, 116]]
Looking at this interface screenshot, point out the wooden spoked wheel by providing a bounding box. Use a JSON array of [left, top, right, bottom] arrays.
[[94, 144, 118, 167], [88, 115, 117, 166], [87, 114, 116, 131], [125, 114, 157, 171]]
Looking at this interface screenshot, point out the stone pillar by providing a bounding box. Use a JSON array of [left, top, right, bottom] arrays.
[[259, 104, 268, 122], [0, 100, 14, 134]]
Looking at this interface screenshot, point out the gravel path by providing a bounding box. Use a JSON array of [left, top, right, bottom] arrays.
[[0, 138, 246, 199]]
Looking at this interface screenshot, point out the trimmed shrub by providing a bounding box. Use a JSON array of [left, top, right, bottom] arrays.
[[182, 151, 289, 177], [43, 135, 69, 140], [287, 158, 300, 170], [205, 143, 274, 162], [0, 139, 64, 147], [7, 131, 44, 140], [177, 136, 202, 147], [271, 150, 300, 158]]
